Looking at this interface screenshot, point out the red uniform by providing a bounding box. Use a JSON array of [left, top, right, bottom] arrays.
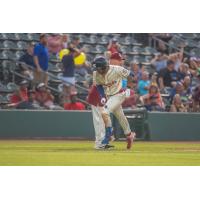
[[64, 102, 85, 110]]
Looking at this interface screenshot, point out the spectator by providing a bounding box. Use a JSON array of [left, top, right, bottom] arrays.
[[192, 84, 200, 112], [68, 36, 81, 49], [151, 53, 168, 72], [61, 47, 80, 102], [107, 38, 121, 54], [64, 92, 85, 110], [183, 76, 192, 95], [170, 94, 187, 112], [33, 34, 49, 87], [35, 83, 63, 110], [10, 80, 34, 109], [168, 51, 183, 71], [178, 63, 192, 80], [138, 71, 150, 95], [140, 84, 165, 111], [130, 61, 142, 83], [109, 52, 123, 66], [158, 60, 181, 90], [47, 33, 68, 54], [122, 89, 137, 109], [169, 81, 192, 109], [150, 72, 158, 86], [18, 42, 35, 80]]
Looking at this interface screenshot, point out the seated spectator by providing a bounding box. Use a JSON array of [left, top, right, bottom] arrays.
[[130, 61, 142, 83], [178, 63, 192, 80], [150, 72, 158, 86], [170, 94, 187, 112], [107, 38, 121, 54], [19, 42, 35, 80], [192, 85, 200, 112], [122, 89, 137, 109], [151, 53, 168, 72], [183, 76, 192, 96], [169, 81, 192, 105], [140, 85, 165, 111], [47, 33, 68, 54], [158, 60, 181, 90], [64, 92, 85, 110], [35, 83, 63, 110], [138, 71, 150, 95], [168, 51, 183, 71], [10, 80, 35, 109]]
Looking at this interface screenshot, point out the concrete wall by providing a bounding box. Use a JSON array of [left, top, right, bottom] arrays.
[[148, 112, 200, 141], [0, 110, 200, 141], [0, 110, 95, 139]]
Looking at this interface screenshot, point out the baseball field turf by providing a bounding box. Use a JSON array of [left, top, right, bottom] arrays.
[[0, 140, 200, 166]]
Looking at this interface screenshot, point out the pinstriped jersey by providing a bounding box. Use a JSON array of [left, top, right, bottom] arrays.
[[93, 65, 130, 96]]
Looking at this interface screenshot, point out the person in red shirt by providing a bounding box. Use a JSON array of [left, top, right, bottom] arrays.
[[10, 80, 29, 105], [35, 83, 56, 109], [64, 92, 85, 110], [107, 38, 121, 54], [9, 80, 36, 109]]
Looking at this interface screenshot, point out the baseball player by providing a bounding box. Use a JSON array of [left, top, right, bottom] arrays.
[[93, 56, 136, 149], [87, 84, 115, 149]]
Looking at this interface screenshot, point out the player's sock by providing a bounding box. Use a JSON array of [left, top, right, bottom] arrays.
[[102, 127, 112, 145]]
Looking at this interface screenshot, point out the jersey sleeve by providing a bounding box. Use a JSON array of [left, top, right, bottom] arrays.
[[115, 66, 130, 78]]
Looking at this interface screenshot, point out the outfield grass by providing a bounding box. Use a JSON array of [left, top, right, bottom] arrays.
[[0, 140, 200, 166]]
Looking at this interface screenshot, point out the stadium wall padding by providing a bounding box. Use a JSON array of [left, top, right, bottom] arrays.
[[148, 112, 200, 141], [1, 110, 200, 141], [0, 110, 95, 139]]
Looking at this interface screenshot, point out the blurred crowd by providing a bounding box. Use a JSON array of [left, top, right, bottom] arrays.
[[1, 33, 200, 112]]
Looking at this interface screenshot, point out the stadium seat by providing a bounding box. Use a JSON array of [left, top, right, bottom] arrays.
[[48, 62, 62, 73], [6, 33, 19, 41], [141, 47, 158, 56], [3, 40, 18, 50], [15, 51, 25, 60], [179, 33, 196, 39], [88, 35, 99, 44], [27, 33, 39, 41], [120, 36, 133, 45], [7, 82, 18, 91], [0, 33, 8, 40], [18, 34, 31, 41], [131, 46, 142, 55], [190, 48, 200, 57], [17, 41, 28, 50], [0, 50, 16, 60], [98, 35, 110, 44], [120, 45, 132, 55], [95, 45, 106, 54]]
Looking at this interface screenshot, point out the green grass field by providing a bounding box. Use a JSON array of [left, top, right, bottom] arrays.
[[0, 140, 200, 166]]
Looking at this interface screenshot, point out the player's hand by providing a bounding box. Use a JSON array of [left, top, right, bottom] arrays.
[[101, 97, 106, 105]]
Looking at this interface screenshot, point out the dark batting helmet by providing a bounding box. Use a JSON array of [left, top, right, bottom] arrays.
[[92, 56, 108, 70]]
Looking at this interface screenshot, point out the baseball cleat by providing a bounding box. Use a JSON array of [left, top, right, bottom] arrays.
[[126, 132, 136, 150]]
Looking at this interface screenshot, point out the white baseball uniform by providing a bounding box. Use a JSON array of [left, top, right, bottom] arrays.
[[93, 65, 132, 135]]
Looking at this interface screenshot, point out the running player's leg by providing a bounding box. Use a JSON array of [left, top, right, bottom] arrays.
[[91, 105, 105, 148], [112, 105, 131, 135], [101, 93, 125, 144]]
